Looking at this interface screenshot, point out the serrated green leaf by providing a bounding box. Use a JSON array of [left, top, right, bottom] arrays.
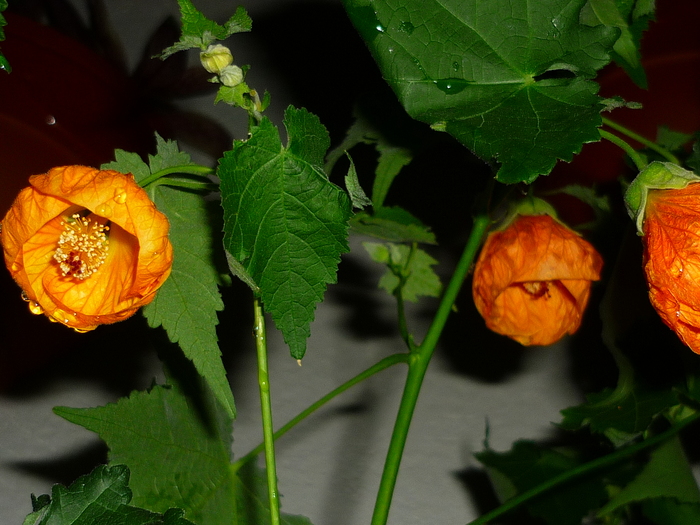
[[559, 383, 678, 442], [0, 0, 8, 73], [343, 0, 618, 184], [102, 150, 152, 183], [364, 242, 442, 302], [21, 464, 196, 525], [581, 0, 654, 88], [350, 206, 436, 244], [325, 110, 413, 208], [476, 440, 609, 525], [102, 136, 234, 418], [55, 372, 235, 525], [159, 1, 252, 59], [218, 106, 351, 359], [599, 436, 700, 517], [54, 361, 313, 525], [344, 154, 373, 209]]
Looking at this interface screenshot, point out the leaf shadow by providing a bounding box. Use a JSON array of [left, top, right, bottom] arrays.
[[7, 442, 108, 492]]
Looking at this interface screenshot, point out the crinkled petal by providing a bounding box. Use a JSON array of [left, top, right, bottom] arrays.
[[1, 165, 173, 331], [472, 214, 602, 346]]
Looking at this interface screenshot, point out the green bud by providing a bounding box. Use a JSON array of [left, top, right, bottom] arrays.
[[219, 64, 244, 87], [200, 44, 233, 75], [624, 161, 700, 234]]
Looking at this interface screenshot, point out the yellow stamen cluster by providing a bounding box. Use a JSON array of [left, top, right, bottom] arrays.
[[53, 213, 109, 280]]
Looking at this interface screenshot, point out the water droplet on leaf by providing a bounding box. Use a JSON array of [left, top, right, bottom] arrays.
[[398, 21, 415, 34], [434, 78, 468, 95]]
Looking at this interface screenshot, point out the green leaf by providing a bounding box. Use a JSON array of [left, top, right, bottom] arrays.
[[364, 242, 442, 302], [21, 464, 195, 525], [560, 383, 678, 443], [581, 0, 654, 88], [325, 110, 413, 208], [1, 0, 11, 73], [102, 136, 235, 418], [343, 0, 618, 184], [54, 358, 312, 525], [218, 106, 352, 359], [55, 366, 235, 525], [476, 440, 609, 525], [159, 0, 252, 59], [656, 126, 693, 152], [344, 154, 373, 209], [350, 206, 436, 244], [598, 436, 700, 517], [103, 150, 152, 183], [642, 499, 700, 525]]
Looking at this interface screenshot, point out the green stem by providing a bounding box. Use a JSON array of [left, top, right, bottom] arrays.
[[232, 352, 409, 471], [602, 117, 681, 165], [139, 164, 214, 188], [253, 298, 280, 525], [148, 179, 219, 192], [599, 129, 647, 171], [466, 411, 700, 525], [371, 213, 491, 525]]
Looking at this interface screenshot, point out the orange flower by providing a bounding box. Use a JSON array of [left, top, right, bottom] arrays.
[[472, 214, 603, 346], [1, 165, 173, 331], [642, 183, 700, 353]]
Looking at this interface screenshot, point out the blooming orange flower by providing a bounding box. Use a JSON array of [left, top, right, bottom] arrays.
[[472, 214, 603, 346], [642, 183, 700, 353], [1, 165, 173, 331]]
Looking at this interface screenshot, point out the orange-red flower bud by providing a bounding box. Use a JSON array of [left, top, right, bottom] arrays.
[[642, 183, 700, 353], [1, 165, 173, 331], [472, 214, 603, 346]]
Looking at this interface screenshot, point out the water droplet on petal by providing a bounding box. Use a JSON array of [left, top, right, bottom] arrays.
[[20, 290, 30, 302], [11, 262, 20, 272], [53, 308, 70, 324], [28, 302, 43, 315], [114, 189, 127, 204], [96, 204, 112, 217], [73, 327, 90, 334], [676, 311, 682, 318]]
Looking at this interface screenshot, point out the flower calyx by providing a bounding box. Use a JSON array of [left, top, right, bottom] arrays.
[[625, 161, 700, 235]]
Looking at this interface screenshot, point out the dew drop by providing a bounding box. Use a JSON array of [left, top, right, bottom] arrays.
[[11, 262, 20, 272], [53, 308, 70, 324], [434, 78, 468, 95], [676, 311, 682, 318], [46, 115, 56, 126], [20, 290, 30, 302], [73, 327, 90, 334], [28, 302, 44, 315], [96, 204, 112, 217], [113, 189, 127, 204], [452, 61, 459, 72], [398, 21, 415, 34]]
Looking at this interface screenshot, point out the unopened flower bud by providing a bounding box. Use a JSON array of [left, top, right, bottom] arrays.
[[200, 44, 233, 75], [219, 64, 244, 87]]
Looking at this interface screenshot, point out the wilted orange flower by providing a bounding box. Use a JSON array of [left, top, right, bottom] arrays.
[[1, 165, 173, 331], [643, 183, 700, 353], [472, 214, 603, 346]]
